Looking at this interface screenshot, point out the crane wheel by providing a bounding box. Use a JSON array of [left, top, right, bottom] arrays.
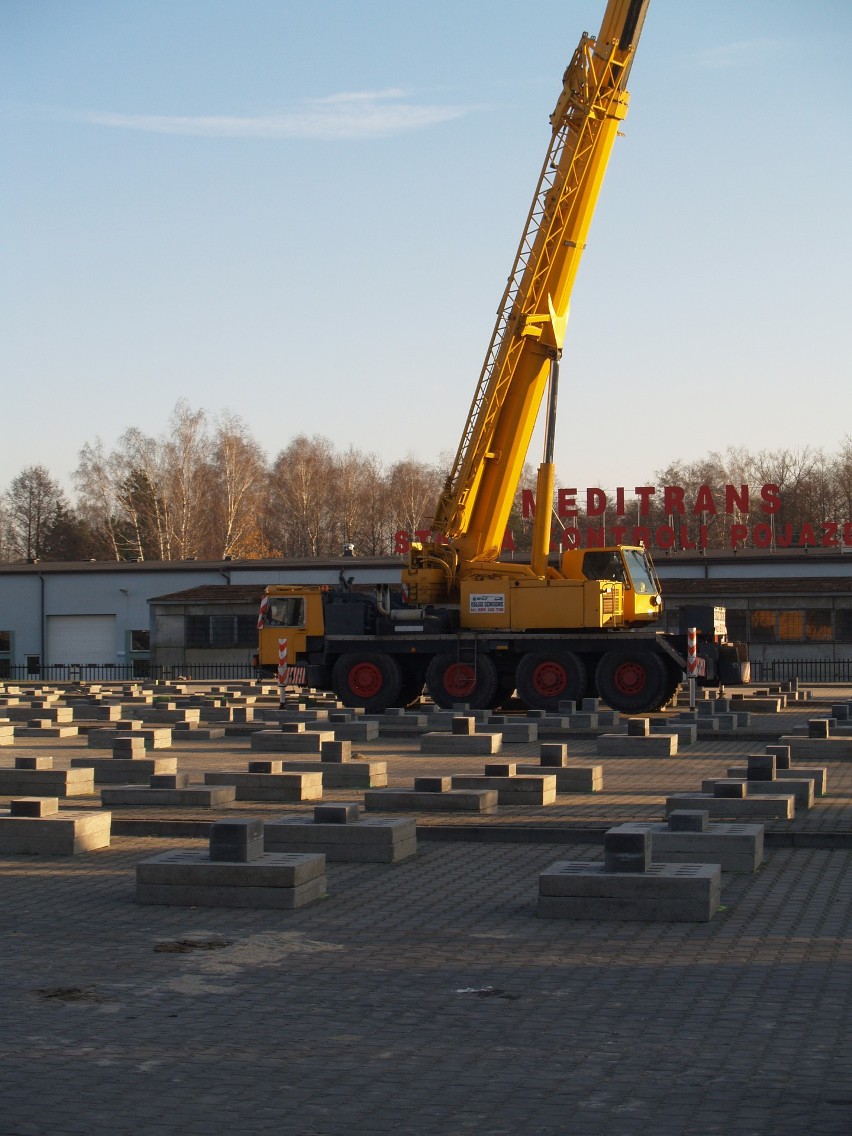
[[515, 651, 586, 712], [331, 652, 403, 712], [425, 653, 499, 710], [594, 649, 668, 714]]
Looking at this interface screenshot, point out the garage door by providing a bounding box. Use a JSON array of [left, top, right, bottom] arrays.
[[47, 615, 117, 665]]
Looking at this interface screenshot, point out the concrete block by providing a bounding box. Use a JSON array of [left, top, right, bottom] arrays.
[[627, 718, 650, 737], [264, 816, 417, 863], [14, 756, 54, 770], [651, 720, 698, 745], [604, 828, 651, 873], [420, 731, 503, 755], [779, 735, 852, 759], [709, 776, 814, 810], [70, 756, 177, 784], [0, 809, 111, 854], [452, 716, 475, 736], [480, 722, 539, 743], [14, 724, 79, 738], [320, 740, 352, 763], [413, 776, 451, 793], [665, 793, 794, 820], [331, 721, 379, 742], [539, 743, 568, 766], [87, 727, 173, 750], [612, 820, 764, 873], [10, 797, 59, 817], [210, 818, 264, 862], [314, 803, 360, 824], [363, 788, 498, 813], [278, 760, 387, 789], [101, 785, 237, 808], [450, 774, 556, 806], [668, 810, 709, 832], [766, 745, 792, 769], [204, 770, 323, 802], [135, 849, 326, 909], [745, 754, 776, 781], [250, 729, 335, 753], [596, 733, 678, 757], [537, 860, 721, 922], [0, 766, 95, 798], [515, 763, 603, 793], [713, 780, 747, 799]]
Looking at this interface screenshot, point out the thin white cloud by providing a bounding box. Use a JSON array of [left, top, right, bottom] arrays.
[[66, 89, 471, 140], [694, 39, 784, 70]]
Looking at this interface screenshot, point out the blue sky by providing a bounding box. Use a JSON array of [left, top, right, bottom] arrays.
[[3, 0, 851, 498]]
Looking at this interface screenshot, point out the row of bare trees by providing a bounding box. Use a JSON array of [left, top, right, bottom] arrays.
[[1, 402, 850, 562]]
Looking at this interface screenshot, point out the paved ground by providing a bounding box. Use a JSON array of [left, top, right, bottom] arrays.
[[1, 686, 851, 1134]]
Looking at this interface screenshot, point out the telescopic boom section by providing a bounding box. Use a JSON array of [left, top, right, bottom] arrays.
[[427, 0, 649, 571]]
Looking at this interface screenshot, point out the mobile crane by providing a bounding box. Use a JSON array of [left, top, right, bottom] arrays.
[[258, 0, 746, 713]]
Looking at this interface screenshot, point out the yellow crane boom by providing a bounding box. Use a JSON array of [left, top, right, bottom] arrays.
[[408, 0, 649, 603]]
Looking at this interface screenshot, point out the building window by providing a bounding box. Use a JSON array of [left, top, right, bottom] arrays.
[[725, 610, 748, 643], [130, 630, 150, 652], [186, 615, 257, 649], [836, 610, 852, 643], [749, 609, 833, 644], [805, 610, 833, 642], [750, 610, 777, 643], [778, 611, 804, 642], [0, 630, 10, 652]]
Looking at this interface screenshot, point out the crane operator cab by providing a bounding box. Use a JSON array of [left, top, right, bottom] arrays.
[[562, 545, 662, 626]]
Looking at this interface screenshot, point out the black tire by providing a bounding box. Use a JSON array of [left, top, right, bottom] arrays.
[[594, 649, 669, 714], [331, 651, 403, 712], [425, 652, 499, 710], [515, 651, 587, 712]]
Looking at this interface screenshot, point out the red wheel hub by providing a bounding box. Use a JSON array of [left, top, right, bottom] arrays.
[[612, 660, 646, 695], [531, 662, 567, 698], [347, 662, 383, 698], [442, 663, 476, 698]]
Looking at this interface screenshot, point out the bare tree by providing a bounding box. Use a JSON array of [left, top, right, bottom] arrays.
[[162, 400, 212, 559], [268, 435, 337, 556], [4, 466, 68, 560], [209, 411, 269, 558]]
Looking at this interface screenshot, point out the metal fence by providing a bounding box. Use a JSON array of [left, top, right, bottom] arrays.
[[749, 658, 852, 684]]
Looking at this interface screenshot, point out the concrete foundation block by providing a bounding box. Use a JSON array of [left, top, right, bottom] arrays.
[[320, 740, 352, 763], [537, 860, 721, 922], [665, 793, 794, 820], [515, 763, 603, 792], [70, 756, 177, 784], [10, 796, 59, 817], [101, 785, 237, 808], [204, 770, 323, 802], [331, 721, 379, 742], [278, 760, 388, 789], [14, 724, 79, 738], [0, 808, 111, 854], [420, 731, 503, 755], [413, 776, 451, 793], [779, 736, 852, 759], [651, 720, 698, 745], [0, 725, 14, 746], [364, 788, 499, 813], [611, 821, 764, 873], [87, 727, 173, 750], [250, 729, 335, 753], [450, 774, 556, 806], [264, 816, 417, 863], [596, 733, 678, 757], [135, 849, 326, 908], [314, 803, 360, 824], [722, 771, 818, 807], [0, 767, 95, 797]]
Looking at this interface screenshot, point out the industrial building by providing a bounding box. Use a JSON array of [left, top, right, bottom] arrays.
[[0, 550, 851, 683]]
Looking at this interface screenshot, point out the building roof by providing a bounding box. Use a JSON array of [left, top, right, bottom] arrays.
[[149, 585, 266, 604]]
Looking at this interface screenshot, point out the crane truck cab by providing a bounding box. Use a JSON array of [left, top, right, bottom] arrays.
[[560, 545, 662, 626]]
